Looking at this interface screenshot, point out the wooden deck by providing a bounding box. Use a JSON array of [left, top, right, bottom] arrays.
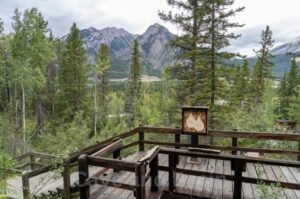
[[88, 152, 300, 199]]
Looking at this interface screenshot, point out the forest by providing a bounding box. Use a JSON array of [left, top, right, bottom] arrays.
[[1, 0, 300, 197]]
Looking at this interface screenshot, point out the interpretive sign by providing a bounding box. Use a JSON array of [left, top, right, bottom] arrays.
[[182, 106, 208, 134]]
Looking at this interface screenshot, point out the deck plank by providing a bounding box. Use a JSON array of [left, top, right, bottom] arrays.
[[212, 159, 223, 199], [243, 163, 255, 199], [202, 158, 216, 198], [222, 160, 233, 199], [272, 165, 297, 199]]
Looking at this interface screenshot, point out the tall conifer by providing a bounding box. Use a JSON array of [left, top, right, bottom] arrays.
[[58, 23, 88, 119], [124, 39, 141, 127]]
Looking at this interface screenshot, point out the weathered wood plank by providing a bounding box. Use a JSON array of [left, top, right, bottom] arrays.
[[222, 160, 233, 199], [212, 159, 223, 199], [272, 165, 297, 199]]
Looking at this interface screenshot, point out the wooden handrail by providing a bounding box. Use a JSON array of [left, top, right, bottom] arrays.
[[142, 140, 300, 155], [91, 139, 122, 157], [160, 148, 300, 168], [138, 126, 300, 141], [88, 156, 137, 172], [160, 147, 300, 199]]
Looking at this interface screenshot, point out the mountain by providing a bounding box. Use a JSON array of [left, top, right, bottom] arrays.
[[271, 36, 300, 55], [231, 36, 300, 78], [63, 23, 176, 78]]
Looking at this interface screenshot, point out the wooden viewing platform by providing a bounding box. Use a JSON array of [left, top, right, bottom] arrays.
[[7, 126, 300, 199]]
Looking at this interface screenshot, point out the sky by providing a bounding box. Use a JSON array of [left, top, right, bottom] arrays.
[[1, 0, 300, 56]]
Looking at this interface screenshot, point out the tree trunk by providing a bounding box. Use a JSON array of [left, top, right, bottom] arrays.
[[210, 2, 216, 145], [94, 72, 97, 137], [21, 81, 26, 153]]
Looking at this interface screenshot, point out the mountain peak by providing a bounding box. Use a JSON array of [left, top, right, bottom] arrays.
[[271, 35, 300, 55], [145, 23, 169, 34], [87, 27, 98, 32]]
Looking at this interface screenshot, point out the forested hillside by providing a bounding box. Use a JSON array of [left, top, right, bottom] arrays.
[[1, 1, 300, 197]]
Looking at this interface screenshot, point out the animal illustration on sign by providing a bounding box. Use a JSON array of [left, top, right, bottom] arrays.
[[184, 111, 206, 133]]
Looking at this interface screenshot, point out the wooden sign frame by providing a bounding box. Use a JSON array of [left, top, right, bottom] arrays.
[[182, 106, 209, 134]]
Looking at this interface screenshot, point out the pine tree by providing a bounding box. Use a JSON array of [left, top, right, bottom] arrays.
[[159, 0, 207, 104], [278, 73, 289, 119], [232, 60, 250, 108], [124, 39, 142, 127], [58, 23, 89, 119], [94, 44, 111, 136], [287, 55, 298, 97], [251, 26, 274, 103], [279, 56, 299, 119], [202, 0, 244, 126], [160, 0, 244, 130]]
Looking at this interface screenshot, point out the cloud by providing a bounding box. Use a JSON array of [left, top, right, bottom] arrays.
[[1, 0, 300, 56], [0, 0, 172, 36]]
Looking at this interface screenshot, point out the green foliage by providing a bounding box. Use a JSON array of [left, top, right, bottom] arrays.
[[251, 26, 274, 103], [11, 8, 52, 92], [95, 44, 111, 127], [225, 81, 277, 132], [33, 111, 93, 154], [278, 56, 299, 120], [57, 23, 89, 119], [124, 39, 142, 127], [0, 152, 16, 195], [159, 0, 244, 130]]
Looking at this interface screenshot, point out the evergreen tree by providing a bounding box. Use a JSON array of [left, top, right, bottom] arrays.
[[58, 23, 89, 119], [251, 26, 274, 103], [201, 0, 244, 126], [159, 0, 207, 104], [278, 73, 289, 119], [287, 55, 298, 97], [94, 44, 111, 136], [231, 60, 250, 108], [124, 39, 142, 127], [160, 0, 244, 130], [278, 56, 299, 119]]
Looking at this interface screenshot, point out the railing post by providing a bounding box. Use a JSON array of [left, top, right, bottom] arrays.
[[150, 154, 159, 192], [113, 148, 121, 172], [298, 141, 300, 161], [233, 158, 244, 199], [63, 158, 71, 199], [78, 154, 90, 199], [231, 129, 238, 170], [29, 152, 36, 170], [175, 133, 180, 165], [22, 171, 30, 199], [168, 153, 176, 192], [139, 125, 144, 152], [135, 163, 146, 199]]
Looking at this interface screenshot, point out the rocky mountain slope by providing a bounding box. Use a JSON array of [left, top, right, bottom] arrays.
[[65, 23, 176, 78]]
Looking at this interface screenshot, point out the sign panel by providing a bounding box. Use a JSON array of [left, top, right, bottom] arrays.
[[182, 106, 208, 134]]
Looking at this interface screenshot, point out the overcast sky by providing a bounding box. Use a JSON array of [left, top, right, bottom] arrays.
[[1, 0, 300, 56]]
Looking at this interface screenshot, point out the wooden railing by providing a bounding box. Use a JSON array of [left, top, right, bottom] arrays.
[[159, 148, 300, 199], [15, 151, 60, 199], [17, 126, 300, 199], [77, 140, 160, 199]]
